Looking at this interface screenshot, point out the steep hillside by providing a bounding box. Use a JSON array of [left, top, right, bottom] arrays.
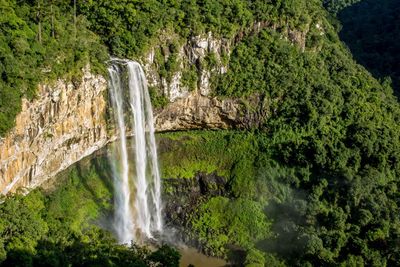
[[338, 0, 400, 95], [323, 0, 363, 13]]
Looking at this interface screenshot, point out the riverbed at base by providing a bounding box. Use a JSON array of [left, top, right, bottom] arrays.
[[179, 247, 227, 267]]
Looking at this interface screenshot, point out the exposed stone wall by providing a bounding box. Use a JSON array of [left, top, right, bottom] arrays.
[[143, 32, 231, 102], [142, 23, 311, 102], [154, 92, 269, 131], [1, 25, 301, 194], [0, 67, 108, 195], [154, 92, 240, 131]]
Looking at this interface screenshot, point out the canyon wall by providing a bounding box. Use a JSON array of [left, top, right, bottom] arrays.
[[0, 68, 109, 195], [0, 70, 252, 195], [0, 29, 283, 194]]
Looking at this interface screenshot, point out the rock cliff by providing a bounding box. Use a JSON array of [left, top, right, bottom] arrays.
[[143, 32, 231, 102], [0, 28, 284, 194], [154, 92, 240, 131], [0, 68, 109, 195], [0, 69, 253, 195], [154, 92, 268, 131]]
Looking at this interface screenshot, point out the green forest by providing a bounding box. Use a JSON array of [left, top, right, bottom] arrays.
[[0, 159, 180, 266], [1, 0, 400, 266]]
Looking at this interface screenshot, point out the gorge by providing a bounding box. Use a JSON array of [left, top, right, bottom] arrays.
[[1, 1, 400, 266]]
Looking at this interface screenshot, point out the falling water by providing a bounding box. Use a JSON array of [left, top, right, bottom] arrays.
[[108, 59, 162, 244]]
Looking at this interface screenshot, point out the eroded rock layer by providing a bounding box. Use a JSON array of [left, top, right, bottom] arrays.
[[0, 46, 268, 194], [0, 68, 108, 194]]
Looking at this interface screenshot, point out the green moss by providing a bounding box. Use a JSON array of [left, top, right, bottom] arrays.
[[158, 131, 259, 183]]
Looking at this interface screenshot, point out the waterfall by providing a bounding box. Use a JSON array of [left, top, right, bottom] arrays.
[[108, 59, 162, 244]]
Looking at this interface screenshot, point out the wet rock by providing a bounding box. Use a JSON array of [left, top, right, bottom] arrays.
[[163, 172, 227, 236]]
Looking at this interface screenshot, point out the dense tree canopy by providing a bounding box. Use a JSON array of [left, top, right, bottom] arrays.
[[0, 0, 107, 136]]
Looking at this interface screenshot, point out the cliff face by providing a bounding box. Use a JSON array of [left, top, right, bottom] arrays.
[[0, 72, 250, 194], [0, 30, 278, 194], [143, 32, 231, 102], [154, 92, 268, 131], [0, 68, 109, 195], [142, 25, 310, 102], [154, 92, 240, 131]]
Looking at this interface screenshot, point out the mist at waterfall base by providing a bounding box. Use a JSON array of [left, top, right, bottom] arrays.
[[107, 59, 162, 244], [106, 60, 227, 266]]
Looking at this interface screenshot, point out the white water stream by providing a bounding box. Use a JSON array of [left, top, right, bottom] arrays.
[[108, 59, 162, 244]]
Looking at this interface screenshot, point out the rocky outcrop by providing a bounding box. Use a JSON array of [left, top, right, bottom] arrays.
[[154, 92, 269, 131], [143, 32, 230, 102], [0, 67, 108, 195], [154, 92, 241, 131]]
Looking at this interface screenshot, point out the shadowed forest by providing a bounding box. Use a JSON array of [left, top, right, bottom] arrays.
[[338, 0, 400, 96]]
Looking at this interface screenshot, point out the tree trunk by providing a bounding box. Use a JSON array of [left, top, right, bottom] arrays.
[[51, 2, 55, 38], [37, 0, 42, 43], [74, 0, 77, 40]]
